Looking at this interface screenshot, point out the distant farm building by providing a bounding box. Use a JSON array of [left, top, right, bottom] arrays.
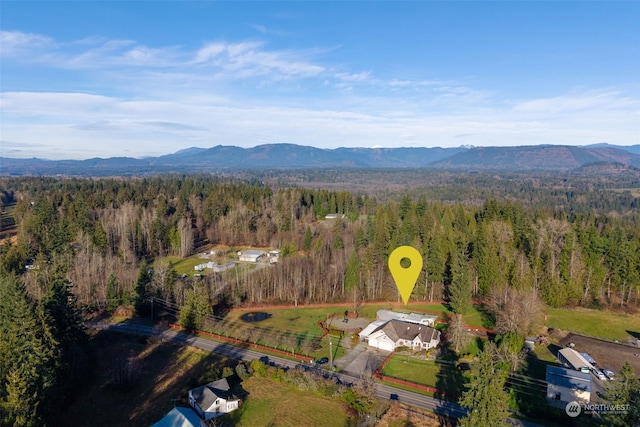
[[238, 250, 266, 263], [325, 214, 346, 220], [268, 250, 280, 264], [194, 261, 236, 272]]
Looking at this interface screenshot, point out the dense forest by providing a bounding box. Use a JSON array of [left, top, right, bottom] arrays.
[[1, 172, 639, 425]]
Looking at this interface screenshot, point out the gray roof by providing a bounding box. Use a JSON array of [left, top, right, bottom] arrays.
[[546, 365, 592, 393], [380, 320, 439, 343], [241, 250, 266, 256], [377, 310, 437, 325], [359, 320, 387, 338], [191, 378, 235, 410]]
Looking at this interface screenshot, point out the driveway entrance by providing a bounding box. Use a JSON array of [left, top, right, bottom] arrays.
[[334, 342, 391, 376]]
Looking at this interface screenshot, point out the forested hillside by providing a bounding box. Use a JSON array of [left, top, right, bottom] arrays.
[[0, 173, 639, 425]]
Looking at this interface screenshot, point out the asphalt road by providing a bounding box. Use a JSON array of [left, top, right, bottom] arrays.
[[86, 321, 544, 426]]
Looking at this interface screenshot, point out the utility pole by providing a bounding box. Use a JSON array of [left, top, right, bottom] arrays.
[[150, 296, 154, 323], [329, 338, 333, 368]]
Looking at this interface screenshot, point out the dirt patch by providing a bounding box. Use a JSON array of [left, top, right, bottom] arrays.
[[114, 305, 134, 318], [558, 333, 640, 375], [377, 403, 451, 427]]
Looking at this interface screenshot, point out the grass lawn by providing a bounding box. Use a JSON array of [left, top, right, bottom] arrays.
[[381, 355, 471, 398], [165, 255, 207, 275], [225, 306, 347, 337], [223, 376, 349, 427], [545, 307, 640, 341], [210, 307, 350, 360], [382, 357, 441, 385]]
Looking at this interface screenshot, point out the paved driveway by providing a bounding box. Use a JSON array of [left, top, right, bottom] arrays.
[[335, 342, 391, 376]]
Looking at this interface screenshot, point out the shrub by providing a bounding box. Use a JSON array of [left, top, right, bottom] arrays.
[[235, 362, 250, 381]]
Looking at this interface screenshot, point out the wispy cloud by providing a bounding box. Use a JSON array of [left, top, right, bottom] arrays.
[[193, 40, 325, 79], [250, 24, 292, 37], [514, 88, 639, 115], [0, 30, 56, 56], [1, 30, 638, 159]]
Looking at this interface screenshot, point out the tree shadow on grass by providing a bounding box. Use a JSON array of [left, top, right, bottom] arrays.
[[474, 304, 496, 330], [54, 329, 247, 427], [434, 341, 467, 427], [547, 343, 563, 359], [512, 350, 570, 426]]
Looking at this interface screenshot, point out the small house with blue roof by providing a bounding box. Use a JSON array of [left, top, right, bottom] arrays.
[[546, 365, 591, 408]]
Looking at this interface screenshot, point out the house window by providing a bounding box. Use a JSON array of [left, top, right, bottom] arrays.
[[555, 393, 561, 401]]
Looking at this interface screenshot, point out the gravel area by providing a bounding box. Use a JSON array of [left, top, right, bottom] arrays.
[[559, 332, 640, 375]]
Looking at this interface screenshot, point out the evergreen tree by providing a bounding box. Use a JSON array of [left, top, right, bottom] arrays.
[[179, 285, 213, 331], [344, 251, 361, 292], [458, 342, 510, 427], [474, 223, 501, 296], [603, 362, 640, 426], [447, 241, 473, 314], [107, 272, 120, 312], [303, 226, 313, 251], [0, 277, 59, 427], [134, 262, 152, 316]]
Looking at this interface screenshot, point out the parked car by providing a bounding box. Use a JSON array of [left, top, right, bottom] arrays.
[[315, 357, 329, 365], [602, 369, 615, 379], [591, 367, 607, 381]]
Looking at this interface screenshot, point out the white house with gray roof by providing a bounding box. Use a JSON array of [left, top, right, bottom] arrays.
[[188, 378, 239, 420], [365, 319, 440, 352]]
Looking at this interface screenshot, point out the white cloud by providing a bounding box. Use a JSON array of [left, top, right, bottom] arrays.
[[193, 41, 325, 79], [335, 71, 372, 82], [514, 88, 639, 116], [1, 31, 638, 159], [0, 30, 55, 56]]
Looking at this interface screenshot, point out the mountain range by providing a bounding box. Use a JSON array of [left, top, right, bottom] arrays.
[[1, 143, 639, 176]]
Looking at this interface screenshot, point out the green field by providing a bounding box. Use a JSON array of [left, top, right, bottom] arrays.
[[165, 255, 209, 275], [225, 306, 350, 336], [545, 307, 640, 341], [221, 307, 351, 360], [380, 355, 471, 398], [224, 376, 349, 427]]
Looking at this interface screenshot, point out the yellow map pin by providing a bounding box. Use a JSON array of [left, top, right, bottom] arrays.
[[388, 246, 423, 305]]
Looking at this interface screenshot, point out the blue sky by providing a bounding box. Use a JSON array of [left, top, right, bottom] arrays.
[[1, 1, 639, 160]]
